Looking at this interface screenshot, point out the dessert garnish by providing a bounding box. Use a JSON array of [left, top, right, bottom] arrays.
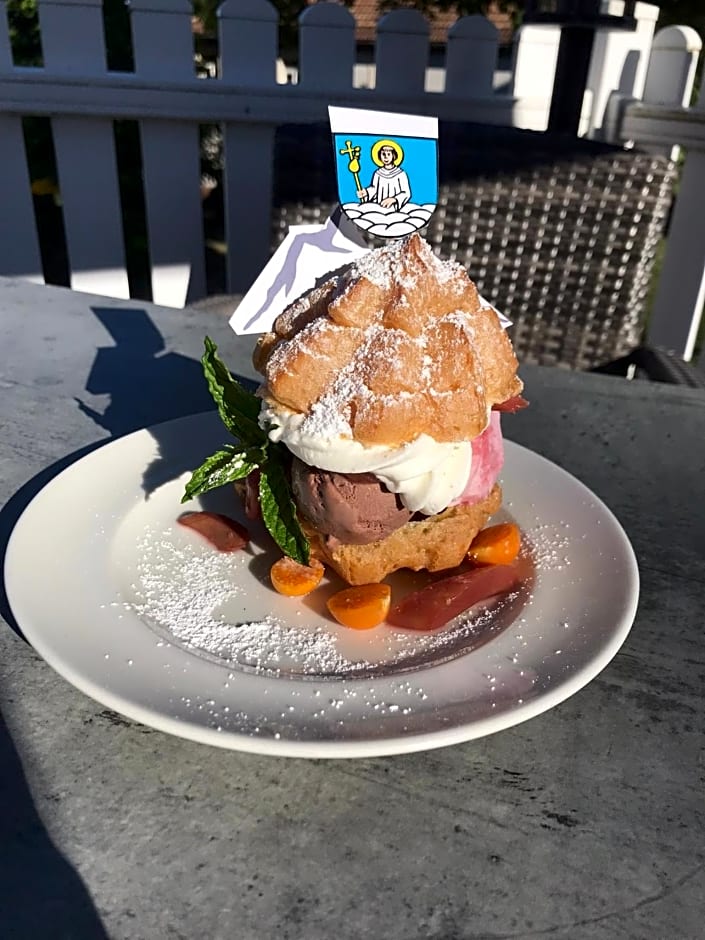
[[387, 564, 522, 632], [181, 337, 311, 565], [177, 511, 250, 553], [270, 556, 324, 597], [327, 584, 392, 631], [179, 233, 528, 633]]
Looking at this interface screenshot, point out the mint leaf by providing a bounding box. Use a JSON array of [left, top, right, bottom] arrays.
[[202, 337, 264, 446], [189, 338, 310, 566], [181, 446, 263, 503], [259, 457, 310, 565]]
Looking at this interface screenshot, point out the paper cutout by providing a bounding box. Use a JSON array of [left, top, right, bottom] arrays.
[[229, 107, 511, 337], [229, 213, 511, 335], [484, 300, 512, 330], [329, 106, 438, 238], [229, 211, 369, 336]]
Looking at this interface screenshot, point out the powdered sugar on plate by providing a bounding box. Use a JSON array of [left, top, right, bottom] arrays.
[[122, 515, 536, 681], [129, 528, 355, 676]]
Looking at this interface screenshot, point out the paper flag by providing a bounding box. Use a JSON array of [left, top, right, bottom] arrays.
[[329, 106, 439, 239]]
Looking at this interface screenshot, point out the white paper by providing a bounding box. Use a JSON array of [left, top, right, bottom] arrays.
[[328, 106, 438, 140], [229, 215, 370, 336], [228, 215, 511, 336], [481, 297, 512, 330]]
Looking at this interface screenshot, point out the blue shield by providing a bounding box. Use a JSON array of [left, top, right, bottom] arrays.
[[331, 125, 438, 238]]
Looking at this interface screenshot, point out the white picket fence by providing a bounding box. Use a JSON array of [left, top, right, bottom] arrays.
[[610, 26, 705, 361], [0, 0, 702, 358]]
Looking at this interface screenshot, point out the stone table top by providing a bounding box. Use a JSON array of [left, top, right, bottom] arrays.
[[1, 277, 703, 939]]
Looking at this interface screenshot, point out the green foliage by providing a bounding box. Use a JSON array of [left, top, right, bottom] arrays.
[[200, 336, 265, 446], [654, 0, 705, 34], [6, 0, 41, 66], [181, 446, 263, 503], [192, 0, 219, 34], [184, 339, 311, 565], [258, 454, 311, 565]]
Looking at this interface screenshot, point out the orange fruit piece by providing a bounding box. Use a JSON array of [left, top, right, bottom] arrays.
[[270, 556, 325, 596], [467, 523, 521, 566], [327, 584, 392, 630]]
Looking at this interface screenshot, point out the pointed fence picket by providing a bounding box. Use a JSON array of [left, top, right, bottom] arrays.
[[375, 10, 429, 97], [217, 0, 278, 86], [298, 3, 356, 92], [218, 0, 278, 296], [38, 0, 106, 73]]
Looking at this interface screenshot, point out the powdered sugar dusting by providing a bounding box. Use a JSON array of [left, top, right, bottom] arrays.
[[344, 234, 465, 292], [524, 523, 572, 572], [346, 237, 410, 289], [294, 323, 401, 438], [445, 309, 476, 339], [123, 519, 537, 680], [261, 235, 514, 451], [130, 528, 355, 675], [297, 355, 362, 438]]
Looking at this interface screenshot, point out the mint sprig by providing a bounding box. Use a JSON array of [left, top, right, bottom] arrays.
[[181, 445, 263, 504], [201, 335, 265, 447], [258, 456, 310, 565], [182, 338, 310, 565]]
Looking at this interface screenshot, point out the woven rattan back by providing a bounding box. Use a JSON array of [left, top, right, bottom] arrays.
[[271, 122, 676, 371]]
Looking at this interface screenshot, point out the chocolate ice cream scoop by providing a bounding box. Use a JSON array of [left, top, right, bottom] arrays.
[[291, 458, 412, 546]]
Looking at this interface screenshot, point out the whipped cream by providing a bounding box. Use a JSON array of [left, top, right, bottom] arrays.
[[261, 400, 477, 515]]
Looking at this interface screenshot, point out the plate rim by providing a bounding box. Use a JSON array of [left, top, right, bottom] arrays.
[[4, 412, 640, 759]]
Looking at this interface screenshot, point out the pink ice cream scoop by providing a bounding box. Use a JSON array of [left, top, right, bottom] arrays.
[[453, 411, 504, 506], [289, 412, 505, 546]]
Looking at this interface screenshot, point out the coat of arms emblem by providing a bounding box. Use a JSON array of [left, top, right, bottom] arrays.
[[329, 107, 439, 238]]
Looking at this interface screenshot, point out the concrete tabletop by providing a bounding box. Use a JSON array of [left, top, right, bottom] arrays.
[[1, 278, 703, 939]]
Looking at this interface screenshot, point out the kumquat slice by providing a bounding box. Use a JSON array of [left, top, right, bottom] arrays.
[[270, 556, 325, 597], [327, 584, 392, 630], [467, 523, 521, 567]]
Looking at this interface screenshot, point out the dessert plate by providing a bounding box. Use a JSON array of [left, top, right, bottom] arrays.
[[4, 411, 638, 758]]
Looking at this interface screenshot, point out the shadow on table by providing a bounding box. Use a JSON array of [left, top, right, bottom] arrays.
[[74, 306, 217, 438], [0, 709, 109, 937], [75, 306, 257, 494], [0, 307, 247, 937], [0, 305, 255, 640]]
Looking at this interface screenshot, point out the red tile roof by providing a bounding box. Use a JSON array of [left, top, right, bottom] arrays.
[[346, 1, 514, 46]]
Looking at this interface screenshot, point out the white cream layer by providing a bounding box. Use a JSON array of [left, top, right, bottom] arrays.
[[261, 400, 475, 515]]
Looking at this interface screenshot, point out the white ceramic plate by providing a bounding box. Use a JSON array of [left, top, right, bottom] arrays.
[[5, 412, 638, 758]]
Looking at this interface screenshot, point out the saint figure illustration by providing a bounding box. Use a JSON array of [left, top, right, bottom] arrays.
[[356, 139, 411, 210]]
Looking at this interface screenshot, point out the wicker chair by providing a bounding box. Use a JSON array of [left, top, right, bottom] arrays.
[[271, 121, 683, 378]]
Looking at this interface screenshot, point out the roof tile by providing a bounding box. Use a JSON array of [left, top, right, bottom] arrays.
[[324, 1, 514, 46]]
